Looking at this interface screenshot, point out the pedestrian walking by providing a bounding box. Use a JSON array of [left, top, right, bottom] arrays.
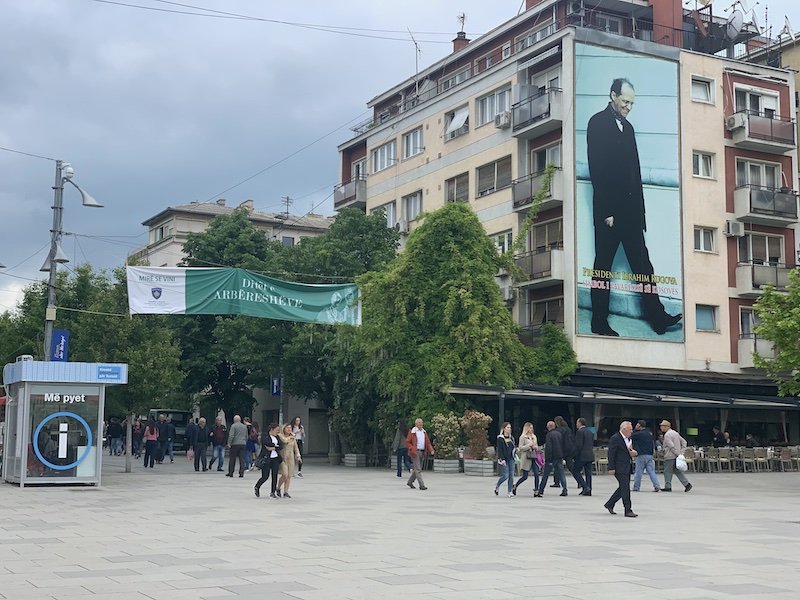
[[553, 416, 575, 489], [494, 422, 516, 497], [536, 421, 567, 497], [131, 419, 144, 459], [512, 422, 540, 496], [209, 416, 227, 472], [631, 420, 660, 492], [660, 420, 692, 492], [108, 418, 123, 456], [572, 417, 595, 496], [245, 419, 259, 471], [391, 420, 412, 477], [156, 414, 168, 464], [142, 418, 159, 468], [276, 423, 301, 498], [406, 418, 434, 491], [604, 421, 637, 517], [226, 415, 248, 478], [192, 417, 211, 472], [254, 424, 283, 498], [292, 416, 305, 477]]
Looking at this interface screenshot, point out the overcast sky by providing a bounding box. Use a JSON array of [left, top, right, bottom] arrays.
[[1, 0, 798, 312]]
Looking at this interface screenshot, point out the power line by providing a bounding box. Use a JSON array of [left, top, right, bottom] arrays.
[[0, 145, 56, 162]]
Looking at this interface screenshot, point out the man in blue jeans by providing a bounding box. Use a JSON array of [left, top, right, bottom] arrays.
[[631, 420, 660, 492], [536, 421, 568, 497]]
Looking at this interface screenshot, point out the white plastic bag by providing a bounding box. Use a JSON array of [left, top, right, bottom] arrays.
[[675, 454, 688, 472]]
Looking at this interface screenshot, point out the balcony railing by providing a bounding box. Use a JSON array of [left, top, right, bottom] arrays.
[[738, 334, 777, 369], [513, 168, 562, 211], [519, 321, 564, 346], [514, 244, 564, 282], [734, 185, 798, 222], [333, 177, 367, 209], [512, 88, 562, 132], [743, 111, 795, 145], [736, 262, 791, 295]]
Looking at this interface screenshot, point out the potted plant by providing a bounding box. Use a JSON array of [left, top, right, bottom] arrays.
[[460, 409, 494, 476], [431, 412, 461, 473]]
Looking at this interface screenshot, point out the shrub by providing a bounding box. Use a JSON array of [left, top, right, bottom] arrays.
[[431, 412, 461, 458], [460, 409, 492, 459]]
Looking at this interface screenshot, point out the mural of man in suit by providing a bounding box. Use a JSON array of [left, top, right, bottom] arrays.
[[586, 78, 681, 337]]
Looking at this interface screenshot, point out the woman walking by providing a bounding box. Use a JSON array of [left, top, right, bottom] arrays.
[[131, 419, 144, 459], [142, 418, 159, 468], [292, 416, 305, 478], [254, 424, 283, 499], [391, 420, 412, 477], [494, 422, 516, 498], [513, 422, 540, 496], [246, 421, 260, 471], [277, 423, 302, 498]]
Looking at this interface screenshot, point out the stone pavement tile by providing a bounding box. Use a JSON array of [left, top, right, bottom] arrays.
[[428, 591, 527, 600], [439, 561, 516, 572], [0, 585, 91, 599], [221, 582, 315, 595], [52, 595, 147, 600], [55, 568, 141, 578], [367, 573, 457, 586]]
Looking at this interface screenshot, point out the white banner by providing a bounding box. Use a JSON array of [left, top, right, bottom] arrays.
[[127, 267, 188, 314]]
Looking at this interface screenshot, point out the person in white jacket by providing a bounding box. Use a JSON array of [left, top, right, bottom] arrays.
[[659, 420, 692, 492]]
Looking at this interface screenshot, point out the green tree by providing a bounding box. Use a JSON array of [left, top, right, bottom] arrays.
[[754, 269, 800, 395]]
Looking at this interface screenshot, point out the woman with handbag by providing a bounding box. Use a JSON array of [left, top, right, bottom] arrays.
[[494, 422, 517, 498], [512, 422, 540, 496], [277, 423, 302, 498], [254, 424, 283, 499]]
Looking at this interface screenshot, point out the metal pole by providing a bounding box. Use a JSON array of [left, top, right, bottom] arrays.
[[43, 160, 64, 361]]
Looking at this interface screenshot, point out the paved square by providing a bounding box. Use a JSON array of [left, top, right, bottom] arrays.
[[1, 457, 798, 599]]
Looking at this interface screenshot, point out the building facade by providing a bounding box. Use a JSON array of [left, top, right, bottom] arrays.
[[336, 0, 800, 444]]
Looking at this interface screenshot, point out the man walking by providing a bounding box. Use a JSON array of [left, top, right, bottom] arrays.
[[536, 421, 567, 497], [604, 421, 637, 517], [156, 413, 168, 464], [192, 417, 211, 472], [631, 420, 660, 492], [209, 416, 227, 472], [572, 418, 594, 496], [226, 415, 248, 478], [108, 418, 123, 456], [406, 418, 434, 491], [660, 420, 692, 492]]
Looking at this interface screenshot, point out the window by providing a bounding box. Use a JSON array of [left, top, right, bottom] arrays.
[[352, 158, 367, 180], [502, 42, 511, 59], [516, 22, 556, 51], [403, 127, 424, 159], [693, 226, 715, 252], [532, 143, 561, 173], [152, 222, 172, 243], [476, 86, 511, 126], [596, 14, 623, 34], [696, 305, 718, 331], [740, 307, 761, 338], [402, 191, 422, 221], [371, 140, 396, 173], [691, 77, 713, 103], [492, 231, 513, 254], [445, 172, 469, 203], [530, 297, 564, 325], [530, 220, 563, 252], [736, 159, 779, 189], [692, 152, 714, 178], [372, 201, 396, 228], [439, 67, 470, 93], [281, 236, 295, 247], [738, 233, 783, 265], [445, 106, 469, 140], [476, 156, 512, 197], [735, 88, 779, 117]]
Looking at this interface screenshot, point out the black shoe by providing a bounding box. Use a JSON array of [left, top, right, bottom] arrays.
[[419, 486, 427, 490], [533, 491, 542, 498], [254, 487, 260, 498], [662, 487, 672, 492], [511, 485, 517, 496], [684, 483, 693, 492], [407, 482, 416, 489], [591, 320, 619, 336], [653, 488, 660, 492], [650, 312, 682, 335], [225, 474, 233, 477], [217, 468, 223, 472], [276, 490, 282, 497], [209, 458, 215, 469], [625, 511, 638, 518], [494, 488, 499, 496], [550, 482, 561, 488], [195, 469, 199, 472], [239, 473, 244, 478], [269, 492, 277, 498], [604, 503, 616, 515], [284, 493, 292, 498], [580, 490, 592, 496], [559, 490, 568, 497]]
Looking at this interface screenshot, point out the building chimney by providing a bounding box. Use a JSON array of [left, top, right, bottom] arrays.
[[216, 198, 226, 206], [525, 0, 546, 10], [239, 199, 254, 212], [452, 31, 470, 53]]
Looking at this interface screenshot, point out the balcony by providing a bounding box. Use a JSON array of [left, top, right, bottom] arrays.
[[333, 177, 367, 211], [513, 168, 564, 212], [512, 88, 562, 139], [735, 262, 791, 297], [734, 185, 798, 225], [727, 111, 796, 153], [519, 321, 564, 347], [514, 245, 565, 288], [738, 335, 777, 369]]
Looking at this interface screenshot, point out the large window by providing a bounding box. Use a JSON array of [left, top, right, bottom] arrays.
[[529, 297, 564, 325], [152, 222, 172, 243], [372, 140, 396, 173], [736, 159, 779, 189], [738, 233, 783, 265], [692, 152, 714, 178], [529, 219, 563, 252], [372, 201, 396, 228], [445, 106, 469, 140], [691, 77, 713, 103], [735, 88, 779, 117], [693, 226, 715, 252], [696, 305, 718, 331], [476, 86, 511, 126], [740, 307, 761, 337], [595, 14, 623, 34], [402, 191, 422, 221], [492, 230, 513, 254], [281, 236, 295, 247], [532, 143, 561, 173], [403, 127, 424, 159], [445, 172, 469, 203], [476, 156, 512, 197]]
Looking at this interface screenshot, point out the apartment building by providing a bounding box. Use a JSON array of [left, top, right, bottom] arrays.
[[129, 198, 332, 267], [335, 0, 800, 443]]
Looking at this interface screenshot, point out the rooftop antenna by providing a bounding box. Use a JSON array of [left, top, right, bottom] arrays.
[[408, 27, 421, 96], [457, 12, 466, 33], [281, 195, 293, 220]]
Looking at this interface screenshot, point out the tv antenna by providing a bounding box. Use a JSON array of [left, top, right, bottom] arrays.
[[408, 28, 421, 96], [457, 12, 466, 33]]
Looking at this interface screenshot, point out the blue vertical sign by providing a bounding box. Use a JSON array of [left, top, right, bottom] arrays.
[[50, 329, 70, 362], [271, 376, 282, 396]]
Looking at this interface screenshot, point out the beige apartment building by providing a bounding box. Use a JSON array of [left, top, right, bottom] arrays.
[[336, 0, 800, 444]]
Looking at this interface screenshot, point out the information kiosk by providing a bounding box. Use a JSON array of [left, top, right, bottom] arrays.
[[2, 356, 128, 487]]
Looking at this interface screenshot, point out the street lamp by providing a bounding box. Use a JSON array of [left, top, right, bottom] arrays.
[[40, 160, 103, 360]]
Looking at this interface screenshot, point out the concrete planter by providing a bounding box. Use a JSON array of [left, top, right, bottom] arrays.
[[344, 453, 367, 467], [433, 459, 461, 473], [463, 459, 495, 476]]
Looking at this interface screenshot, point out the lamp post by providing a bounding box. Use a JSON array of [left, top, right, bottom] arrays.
[[41, 160, 103, 360]]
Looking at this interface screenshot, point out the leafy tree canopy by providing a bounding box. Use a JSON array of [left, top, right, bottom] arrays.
[[754, 269, 800, 395]]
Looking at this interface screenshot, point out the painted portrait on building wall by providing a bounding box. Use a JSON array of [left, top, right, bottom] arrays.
[[575, 42, 683, 341]]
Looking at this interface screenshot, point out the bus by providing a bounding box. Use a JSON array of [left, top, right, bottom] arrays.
[[146, 409, 194, 452]]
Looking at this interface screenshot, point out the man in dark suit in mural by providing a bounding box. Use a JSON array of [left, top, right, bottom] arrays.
[[586, 78, 681, 337]]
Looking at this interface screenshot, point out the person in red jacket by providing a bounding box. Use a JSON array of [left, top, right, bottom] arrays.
[[405, 418, 434, 491]]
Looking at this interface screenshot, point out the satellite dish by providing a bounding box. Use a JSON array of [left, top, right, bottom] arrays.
[[726, 9, 744, 40]]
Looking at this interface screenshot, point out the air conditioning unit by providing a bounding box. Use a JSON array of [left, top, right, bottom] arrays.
[[724, 220, 745, 237], [726, 113, 746, 131], [494, 111, 512, 129], [567, 1, 585, 17], [397, 219, 410, 235]]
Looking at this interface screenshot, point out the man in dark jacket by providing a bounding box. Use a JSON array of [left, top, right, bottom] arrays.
[[631, 420, 660, 492], [572, 417, 594, 496], [107, 418, 123, 456], [156, 414, 169, 464], [208, 416, 227, 472], [552, 416, 575, 489], [712, 426, 726, 448], [536, 421, 567, 497], [604, 421, 637, 517], [191, 417, 211, 472]]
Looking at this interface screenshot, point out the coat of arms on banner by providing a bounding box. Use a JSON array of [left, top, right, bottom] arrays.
[[151, 287, 162, 299]]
